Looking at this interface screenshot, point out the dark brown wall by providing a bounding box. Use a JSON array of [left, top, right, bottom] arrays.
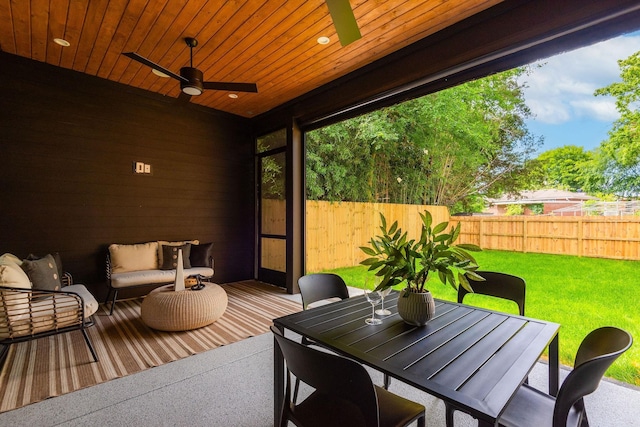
[[0, 52, 255, 296]]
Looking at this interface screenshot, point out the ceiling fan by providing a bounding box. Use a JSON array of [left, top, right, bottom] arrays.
[[123, 37, 258, 100], [325, 0, 362, 46]]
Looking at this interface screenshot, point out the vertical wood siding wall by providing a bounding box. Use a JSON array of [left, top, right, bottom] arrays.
[[0, 53, 255, 296]]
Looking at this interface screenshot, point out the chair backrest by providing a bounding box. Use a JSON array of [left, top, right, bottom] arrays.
[[271, 325, 379, 427], [298, 273, 349, 310], [553, 326, 633, 427], [457, 271, 526, 316]]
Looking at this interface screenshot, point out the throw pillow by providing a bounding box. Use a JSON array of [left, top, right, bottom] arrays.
[[160, 244, 192, 270], [21, 254, 62, 291], [157, 240, 199, 267], [0, 254, 31, 289], [190, 242, 214, 267], [26, 252, 64, 285], [109, 242, 159, 273]]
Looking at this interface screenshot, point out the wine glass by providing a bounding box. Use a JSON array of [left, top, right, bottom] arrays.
[[364, 289, 382, 325], [375, 287, 392, 316]]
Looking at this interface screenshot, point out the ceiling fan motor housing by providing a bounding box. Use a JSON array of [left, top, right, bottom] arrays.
[[180, 67, 204, 95]]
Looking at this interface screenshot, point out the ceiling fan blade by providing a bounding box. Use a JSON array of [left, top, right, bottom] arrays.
[[122, 52, 187, 83], [203, 82, 258, 93], [325, 0, 361, 46]]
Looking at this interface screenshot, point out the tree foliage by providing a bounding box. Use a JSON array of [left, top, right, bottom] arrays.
[[529, 145, 591, 191], [306, 68, 541, 211], [595, 51, 640, 167]]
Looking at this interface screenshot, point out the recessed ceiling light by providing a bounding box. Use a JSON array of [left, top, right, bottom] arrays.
[[152, 69, 170, 78], [53, 38, 70, 47], [317, 36, 330, 45], [228, 93, 239, 99]]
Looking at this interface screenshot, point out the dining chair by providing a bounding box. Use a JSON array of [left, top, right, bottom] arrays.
[[457, 271, 526, 316], [298, 273, 350, 310], [271, 325, 426, 427], [297, 273, 392, 395], [473, 326, 632, 427], [447, 271, 526, 426]]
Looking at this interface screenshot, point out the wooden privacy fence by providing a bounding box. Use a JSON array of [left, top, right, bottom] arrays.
[[263, 201, 640, 272], [449, 216, 640, 261], [305, 201, 448, 272]]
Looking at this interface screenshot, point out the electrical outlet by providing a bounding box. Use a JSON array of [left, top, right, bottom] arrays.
[[134, 161, 144, 173]]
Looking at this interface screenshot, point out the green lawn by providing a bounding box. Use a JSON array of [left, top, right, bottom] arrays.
[[321, 250, 640, 387]]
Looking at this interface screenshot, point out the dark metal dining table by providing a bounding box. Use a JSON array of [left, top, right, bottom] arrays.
[[273, 291, 559, 427]]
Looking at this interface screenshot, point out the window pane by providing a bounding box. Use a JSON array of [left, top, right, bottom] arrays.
[[261, 152, 286, 235], [257, 128, 286, 153], [261, 237, 286, 272]]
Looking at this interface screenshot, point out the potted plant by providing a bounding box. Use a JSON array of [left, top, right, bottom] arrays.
[[360, 210, 483, 325]]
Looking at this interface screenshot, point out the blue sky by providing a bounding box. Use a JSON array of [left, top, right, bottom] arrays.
[[518, 31, 640, 154]]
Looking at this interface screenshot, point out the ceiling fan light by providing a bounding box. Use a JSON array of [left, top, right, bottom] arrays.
[[182, 85, 202, 96], [180, 66, 204, 96]]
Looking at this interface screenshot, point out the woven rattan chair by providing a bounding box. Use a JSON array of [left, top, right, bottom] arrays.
[[0, 272, 99, 367], [272, 325, 426, 427]]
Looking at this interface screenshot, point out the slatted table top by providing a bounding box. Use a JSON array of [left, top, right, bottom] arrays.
[[274, 291, 559, 425]]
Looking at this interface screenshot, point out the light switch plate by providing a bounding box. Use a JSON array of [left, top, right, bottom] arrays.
[[144, 164, 151, 174], [134, 162, 144, 173]]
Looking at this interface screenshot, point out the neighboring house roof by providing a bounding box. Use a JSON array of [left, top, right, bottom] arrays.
[[488, 189, 599, 205]]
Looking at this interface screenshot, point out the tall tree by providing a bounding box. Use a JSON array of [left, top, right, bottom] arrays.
[[584, 50, 640, 197], [530, 145, 592, 191], [306, 68, 541, 211], [595, 51, 640, 167]]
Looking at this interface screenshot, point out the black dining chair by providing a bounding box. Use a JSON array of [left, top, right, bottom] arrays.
[[447, 271, 527, 426], [473, 326, 632, 427], [298, 273, 350, 310], [297, 273, 392, 395], [271, 326, 426, 427], [457, 271, 526, 316]]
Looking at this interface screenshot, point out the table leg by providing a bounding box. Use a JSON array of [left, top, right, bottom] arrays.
[[549, 334, 559, 396], [273, 325, 285, 427]]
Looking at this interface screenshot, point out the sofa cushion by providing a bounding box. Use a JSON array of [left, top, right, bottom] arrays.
[[64, 284, 99, 318], [157, 240, 199, 267], [21, 254, 62, 291], [109, 267, 214, 289], [109, 242, 159, 273], [160, 244, 192, 270], [190, 242, 214, 267]]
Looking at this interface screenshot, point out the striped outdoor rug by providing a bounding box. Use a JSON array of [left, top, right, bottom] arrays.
[[0, 280, 300, 413]]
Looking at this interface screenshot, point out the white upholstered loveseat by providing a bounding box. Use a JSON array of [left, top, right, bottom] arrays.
[[105, 240, 214, 314]]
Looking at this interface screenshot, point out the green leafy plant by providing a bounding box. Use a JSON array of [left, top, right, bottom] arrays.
[[360, 210, 483, 293]]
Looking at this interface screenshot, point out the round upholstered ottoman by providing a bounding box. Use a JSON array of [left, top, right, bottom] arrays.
[[141, 282, 228, 331]]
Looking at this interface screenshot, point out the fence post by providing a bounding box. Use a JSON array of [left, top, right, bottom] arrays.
[[523, 217, 528, 253], [578, 217, 583, 257]]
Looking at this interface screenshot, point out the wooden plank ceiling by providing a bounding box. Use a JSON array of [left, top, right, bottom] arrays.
[[0, 0, 503, 118]]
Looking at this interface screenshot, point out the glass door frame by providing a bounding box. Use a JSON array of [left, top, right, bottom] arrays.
[[255, 122, 305, 294], [256, 143, 287, 288]]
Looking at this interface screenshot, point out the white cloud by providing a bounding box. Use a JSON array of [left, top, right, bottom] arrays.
[[519, 33, 640, 124]]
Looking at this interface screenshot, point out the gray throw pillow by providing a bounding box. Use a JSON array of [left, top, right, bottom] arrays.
[[160, 244, 192, 270], [21, 254, 62, 291]]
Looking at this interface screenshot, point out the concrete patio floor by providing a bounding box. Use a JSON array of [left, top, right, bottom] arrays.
[[0, 288, 638, 426]]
